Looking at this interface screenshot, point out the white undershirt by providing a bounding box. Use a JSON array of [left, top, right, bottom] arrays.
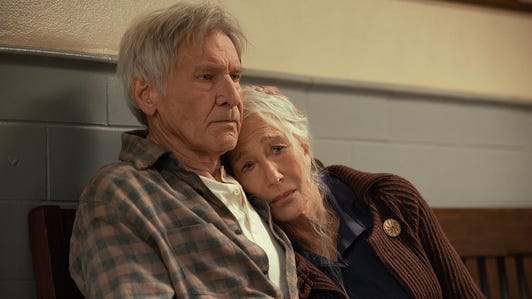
[[199, 166, 288, 297]]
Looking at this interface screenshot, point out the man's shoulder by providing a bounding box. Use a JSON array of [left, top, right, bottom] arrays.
[[91, 161, 140, 182], [83, 161, 162, 196], [81, 159, 195, 201]]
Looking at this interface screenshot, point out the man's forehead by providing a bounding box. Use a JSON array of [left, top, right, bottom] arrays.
[[175, 42, 241, 70], [177, 32, 238, 56]]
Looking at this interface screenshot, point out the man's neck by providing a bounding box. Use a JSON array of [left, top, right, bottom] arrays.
[[181, 157, 222, 181], [146, 130, 222, 181]]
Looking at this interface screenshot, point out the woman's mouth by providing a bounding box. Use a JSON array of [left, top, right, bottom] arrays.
[[270, 190, 295, 206]]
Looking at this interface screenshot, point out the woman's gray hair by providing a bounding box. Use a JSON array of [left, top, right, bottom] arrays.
[[117, 1, 246, 125], [241, 88, 311, 150]]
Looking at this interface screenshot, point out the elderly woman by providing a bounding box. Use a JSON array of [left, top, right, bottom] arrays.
[[224, 88, 486, 299]]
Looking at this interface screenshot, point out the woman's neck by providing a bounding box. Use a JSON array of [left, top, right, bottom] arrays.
[[278, 187, 339, 261]]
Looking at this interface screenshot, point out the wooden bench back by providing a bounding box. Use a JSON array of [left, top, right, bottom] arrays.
[[434, 208, 532, 299], [28, 205, 83, 299], [28, 205, 532, 299]]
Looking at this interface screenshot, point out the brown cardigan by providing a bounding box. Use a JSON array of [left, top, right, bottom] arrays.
[[294, 165, 485, 299], [295, 252, 349, 299]]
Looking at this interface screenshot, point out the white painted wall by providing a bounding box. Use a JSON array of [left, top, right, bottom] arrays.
[[1, 0, 531, 102]]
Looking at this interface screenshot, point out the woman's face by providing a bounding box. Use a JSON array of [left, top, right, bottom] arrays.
[[228, 114, 313, 221]]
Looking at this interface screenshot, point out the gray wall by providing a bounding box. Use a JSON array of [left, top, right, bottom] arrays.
[[1, 51, 531, 298]]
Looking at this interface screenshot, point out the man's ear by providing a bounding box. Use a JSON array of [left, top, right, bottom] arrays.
[[132, 78, 159, 116]]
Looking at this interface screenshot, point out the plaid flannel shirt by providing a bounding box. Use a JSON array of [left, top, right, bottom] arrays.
[[69, 130, 298, 299]]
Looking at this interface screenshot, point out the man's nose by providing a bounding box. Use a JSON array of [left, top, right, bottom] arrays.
[[215, 74, 241, 107]]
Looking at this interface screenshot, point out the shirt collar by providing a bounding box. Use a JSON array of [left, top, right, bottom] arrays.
[[322, 174, 371, 255], [118, 129, 176, 170], [198, 166, 246, 206]]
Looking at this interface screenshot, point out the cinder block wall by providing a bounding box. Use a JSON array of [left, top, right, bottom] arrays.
[[1, 51, 531, 298]]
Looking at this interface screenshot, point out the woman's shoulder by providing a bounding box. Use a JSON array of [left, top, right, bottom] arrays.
[[324, 165, 415, 191], [323, 164, 425, 209]]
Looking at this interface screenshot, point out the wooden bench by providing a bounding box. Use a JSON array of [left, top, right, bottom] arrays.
[[434, 208, 532, 299], [28, 205, 83, 299], [28, 205, 532, 299]]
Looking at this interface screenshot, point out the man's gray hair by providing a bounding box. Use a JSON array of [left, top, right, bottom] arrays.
[[117, 1, 246, 125]]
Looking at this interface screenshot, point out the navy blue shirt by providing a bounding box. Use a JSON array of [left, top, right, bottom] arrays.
[[307, 174, 410, 299]]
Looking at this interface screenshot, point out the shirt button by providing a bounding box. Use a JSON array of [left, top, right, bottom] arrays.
[[383, 218, 401, 237], [233, 189, 240, 195]]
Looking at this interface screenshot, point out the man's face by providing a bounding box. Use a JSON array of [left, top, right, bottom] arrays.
[[151, 31, 243, 158]]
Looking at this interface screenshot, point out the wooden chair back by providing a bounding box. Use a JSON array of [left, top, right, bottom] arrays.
[[28, 205, 84, 299], [434, 208, 532, 299]]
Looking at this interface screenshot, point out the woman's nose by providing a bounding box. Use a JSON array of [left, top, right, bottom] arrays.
[[265, 162, 283, 185]]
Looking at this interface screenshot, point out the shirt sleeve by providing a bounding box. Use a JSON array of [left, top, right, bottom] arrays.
[[69, 179, 176, 298], [69, 203, 176, 298]]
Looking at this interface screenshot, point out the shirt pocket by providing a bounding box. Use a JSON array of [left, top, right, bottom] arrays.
[[165, 223, 258, 297]]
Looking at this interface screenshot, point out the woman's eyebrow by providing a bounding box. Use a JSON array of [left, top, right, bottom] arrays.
[[260, 133, 283, 143], [231, 150, 247, 164], [231, 133, 284, 163]]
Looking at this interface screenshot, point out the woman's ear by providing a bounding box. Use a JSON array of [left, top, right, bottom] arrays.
[[132, 78, 159, 116], [299, 139, 313, 162]]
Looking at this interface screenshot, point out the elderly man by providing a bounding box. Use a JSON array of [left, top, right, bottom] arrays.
[[69, 2, 297, 298]]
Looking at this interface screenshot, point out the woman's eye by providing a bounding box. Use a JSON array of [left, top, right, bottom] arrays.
[[272, 146, 285, 154], [241, 162, 253, 172]]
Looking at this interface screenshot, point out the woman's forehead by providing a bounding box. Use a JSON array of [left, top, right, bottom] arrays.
[[239, 116, 286, 143]]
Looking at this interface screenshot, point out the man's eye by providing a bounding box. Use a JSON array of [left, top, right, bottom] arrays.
[[199, 74, 213, 80], [230, 73, 241, 82]]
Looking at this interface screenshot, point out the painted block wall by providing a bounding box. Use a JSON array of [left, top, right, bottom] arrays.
[[1, 52, 531, 297]]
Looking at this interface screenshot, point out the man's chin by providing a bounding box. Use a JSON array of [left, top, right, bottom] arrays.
[[217, 136, 239, 152]]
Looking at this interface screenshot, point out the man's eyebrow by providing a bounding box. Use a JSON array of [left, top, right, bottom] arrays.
[[193, 64, 243, 73], [231, 66, 244, 73], [194, 64, 222, 72]]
